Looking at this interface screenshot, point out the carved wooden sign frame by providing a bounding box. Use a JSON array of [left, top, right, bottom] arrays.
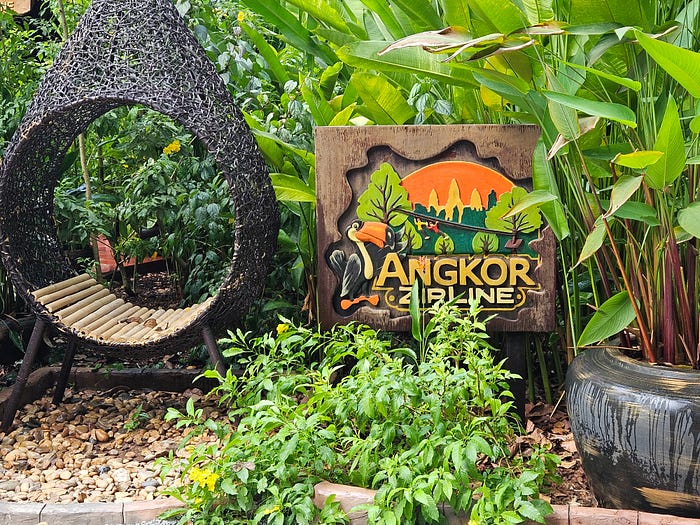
[[316, 125, 555, 333], [0, 0, 31, 14]]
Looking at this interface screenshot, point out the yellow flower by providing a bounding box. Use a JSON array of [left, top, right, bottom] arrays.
[[163, 139, 181, 155], [204, 471, 218, 491], [189, 466, 219, 491], [237, 11, 245, 23], [468, 519, 479, 525], [276, 323, 290, 335], [263, 505, 281, 515]]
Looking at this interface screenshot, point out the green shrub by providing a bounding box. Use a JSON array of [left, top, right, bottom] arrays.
[[159, 300, 559, 524]]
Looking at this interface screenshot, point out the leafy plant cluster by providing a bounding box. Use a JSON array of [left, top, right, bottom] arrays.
[[53, 106, 233, 303], [0, 6, 58, 156], [158, 301, 558, 525]]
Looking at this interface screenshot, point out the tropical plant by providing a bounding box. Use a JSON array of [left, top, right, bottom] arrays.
[[158, 300, 558, 525], [236, 0, 700, 368]]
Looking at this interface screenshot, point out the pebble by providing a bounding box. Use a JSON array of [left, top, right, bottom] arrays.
[[0, 388, 224, 503]]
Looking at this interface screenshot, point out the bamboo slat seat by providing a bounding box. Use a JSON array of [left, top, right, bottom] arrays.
[[31, 274, 214, 345]]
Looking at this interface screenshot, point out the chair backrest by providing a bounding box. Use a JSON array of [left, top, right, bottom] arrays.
[[0, 0, 278, 355]]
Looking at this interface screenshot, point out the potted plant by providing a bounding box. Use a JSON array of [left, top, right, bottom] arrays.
[[555, 21, 700, 520]]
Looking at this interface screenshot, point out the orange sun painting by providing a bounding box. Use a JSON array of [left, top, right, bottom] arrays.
[[400, 161, 514, 211]]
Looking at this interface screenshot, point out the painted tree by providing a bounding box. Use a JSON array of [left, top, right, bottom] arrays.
[[435, 233, 455, 255], [357, 162, 421, 249], [484, 187, 542, 251], [472, 232, 499, 254]]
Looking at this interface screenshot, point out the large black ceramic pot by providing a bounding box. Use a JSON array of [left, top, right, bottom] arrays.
[[566, 348, 700, 517]]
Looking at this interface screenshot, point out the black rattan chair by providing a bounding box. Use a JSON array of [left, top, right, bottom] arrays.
[[0, 0, 278, 429]]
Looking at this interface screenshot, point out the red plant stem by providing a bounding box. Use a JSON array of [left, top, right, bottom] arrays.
[[663, 250, 675, 363], [668, 235, 697, 367], [688, 167, 698, 363], [688, 241, 698, 362], [600, 216, 655, 363]]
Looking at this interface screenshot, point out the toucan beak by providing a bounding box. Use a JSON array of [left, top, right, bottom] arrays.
[[354, 222, 389, 248]]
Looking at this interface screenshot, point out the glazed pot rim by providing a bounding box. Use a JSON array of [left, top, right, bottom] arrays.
[[572, 347, 700, 398]]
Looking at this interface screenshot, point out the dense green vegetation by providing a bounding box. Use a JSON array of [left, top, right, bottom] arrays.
[[159, 301, 558, 525], [5, 0, 700, 520]]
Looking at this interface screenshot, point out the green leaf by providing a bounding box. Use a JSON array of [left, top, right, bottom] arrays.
[[279, 432, 299, 461], [517, 0, 555, 24], [319, 61, 343, 99], [610, 201, 659, 226], [519, 470, 540, 484], [413, 490, 439, 522], [533, 139, 570, 240], [473, 67, 531, 95], [562, 60, 641, 91], [569, 0, 651, 28], [576, 217, 607, 265], [241, 0, 337, 65], [443, 0, 470, 28], [271, 173, 316, 203], [410, 280, 421, 343], [240, 22, 290, 87], [300, 77, 335, 126], [542, 91, 637, 128], [604, 174, 642, 218], [645, 97, 686, 190], [220, 478, 237, 495], [328, 104, 357, 126], [635, 30, 700, 98], [678, 202, 700, 238], [472, 67, 541, 114], [578, 291, 636, 347], [503, 190, 557, 218], [350, 72, 416, 124], [467, 0, 530, 35], [517, 500, 545, 522], [389, 0, 443, 31], [284, 0, 354, 35], [544, 79, 580, 140], [338, 41, 477, 88], [357, 0, 407, 40], [612, 150, 663, 169]]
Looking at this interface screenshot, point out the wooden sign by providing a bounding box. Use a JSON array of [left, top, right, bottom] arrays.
[[0, 0, 31, 14], [316, 125, 555, 333]]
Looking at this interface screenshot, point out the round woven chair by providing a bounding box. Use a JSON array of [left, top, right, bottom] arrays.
[[0, 0, 278, 429]]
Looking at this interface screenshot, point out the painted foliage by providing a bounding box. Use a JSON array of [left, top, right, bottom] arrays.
[[327, 159, 543, 316]]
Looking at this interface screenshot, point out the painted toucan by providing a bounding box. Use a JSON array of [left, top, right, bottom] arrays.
[[328, 221, 405, 311]]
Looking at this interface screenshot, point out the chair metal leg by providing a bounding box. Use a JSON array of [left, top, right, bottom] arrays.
[[52, 336, 78, 405], [202, 325, 226, 376], [1, 319, 48, 431]]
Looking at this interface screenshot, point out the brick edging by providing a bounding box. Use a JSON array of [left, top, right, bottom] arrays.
[[0, 497, 183, 525], [314, 481, 699, 525]]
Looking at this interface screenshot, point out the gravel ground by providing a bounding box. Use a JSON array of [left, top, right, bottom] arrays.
[[0, 385, 224, 504]]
